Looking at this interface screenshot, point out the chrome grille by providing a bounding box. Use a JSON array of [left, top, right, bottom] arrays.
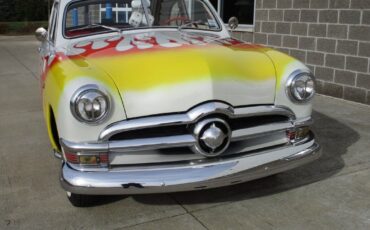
[[60, 102, 303, 168], [95, 102, 296, 165], [99, 102, 295, 141], [108, 114, 290, 141], [109, 131, 289, 167]]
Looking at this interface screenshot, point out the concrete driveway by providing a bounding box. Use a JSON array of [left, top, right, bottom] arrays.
[[0, 36, 369, 230]]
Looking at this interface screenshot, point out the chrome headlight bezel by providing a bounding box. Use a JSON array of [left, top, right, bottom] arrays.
[[286, 70, 316, 104], [70, 85, 111, 125]]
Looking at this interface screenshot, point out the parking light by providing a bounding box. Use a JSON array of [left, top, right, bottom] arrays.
[[64, 152, 109, 167]]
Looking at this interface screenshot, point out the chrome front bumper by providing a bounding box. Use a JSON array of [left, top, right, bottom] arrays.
[[60, 138, 321, 195]]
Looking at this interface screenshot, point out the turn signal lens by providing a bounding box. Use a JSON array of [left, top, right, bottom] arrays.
[[79, 156, 98, 165], [287, 127, 310, 142], [99, 153, 109, 164], [295, 126, 310, 140], [64, 152, 109, 167], [286, 130, 296, 141], [65, 152, 79, 164]]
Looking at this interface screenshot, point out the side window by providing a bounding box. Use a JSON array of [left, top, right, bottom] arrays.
[[191, 0, 214, 23], [170, 2, 181, 19], [156, 0, 219, 29], [168, 2, 183, 25], [210, 0, 255, 30]]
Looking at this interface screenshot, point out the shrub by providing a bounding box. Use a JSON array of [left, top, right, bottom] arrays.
[[0, 21, 48, 35]]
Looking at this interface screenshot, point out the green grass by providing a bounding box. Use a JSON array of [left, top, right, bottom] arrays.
[[0, 21, 48, 35]]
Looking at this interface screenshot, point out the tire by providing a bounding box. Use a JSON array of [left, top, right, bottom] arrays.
[[66, 192, 94, 207]]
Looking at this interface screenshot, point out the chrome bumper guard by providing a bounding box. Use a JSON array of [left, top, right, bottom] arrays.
[[60, 138, 321, 195]]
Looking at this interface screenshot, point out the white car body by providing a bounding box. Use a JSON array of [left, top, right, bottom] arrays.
[[37, 0, 321, 206]]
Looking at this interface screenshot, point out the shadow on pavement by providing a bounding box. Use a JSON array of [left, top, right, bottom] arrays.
[[83, 110, 359, 207]]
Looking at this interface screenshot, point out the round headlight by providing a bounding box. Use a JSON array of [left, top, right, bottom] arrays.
[[71, 86, 110, 124], [287, 71, 315, 103]]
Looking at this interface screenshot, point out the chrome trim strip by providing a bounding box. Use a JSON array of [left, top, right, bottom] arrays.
[[109, 135, 196, 152], [231, 121, 293, 141], [99, 114, 189, 141], [60, 140, 321, 195], [233, 105, 294, 119], [110, 132, 308, 169], [99, 102, 296, 141], [294, 118, 313, 127], [61, 139, 109, 153]]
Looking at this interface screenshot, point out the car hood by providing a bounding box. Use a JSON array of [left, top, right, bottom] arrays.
[[66, 31, 276, 118]]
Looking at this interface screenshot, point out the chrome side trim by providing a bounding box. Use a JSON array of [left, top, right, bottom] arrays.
[[60, 140, 321, 195], [99, 102, 296, 141], [233, 105, 294, 119]]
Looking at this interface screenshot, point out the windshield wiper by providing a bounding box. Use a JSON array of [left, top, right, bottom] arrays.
[[178, 20, 206, 33], [69, 23, 123, 34]]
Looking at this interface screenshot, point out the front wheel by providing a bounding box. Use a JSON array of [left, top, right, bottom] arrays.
[[67, 192, 94, 207]]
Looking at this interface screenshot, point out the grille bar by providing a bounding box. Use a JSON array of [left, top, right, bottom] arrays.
[[231, 121, 293, 141]]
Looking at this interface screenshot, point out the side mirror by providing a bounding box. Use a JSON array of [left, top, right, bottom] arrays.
[[35, 27, 48, 42], [228, 17, 239, 31]]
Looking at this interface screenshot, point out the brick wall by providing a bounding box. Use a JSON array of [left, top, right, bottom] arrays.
[[234, 0, 370, 105]]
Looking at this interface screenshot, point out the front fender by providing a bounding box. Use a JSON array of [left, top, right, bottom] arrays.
[[43, 54, 126, 143], [264, 49, 313, 120]]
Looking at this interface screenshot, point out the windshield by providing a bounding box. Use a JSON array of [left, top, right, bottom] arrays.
[[64, 0, 221, 38]]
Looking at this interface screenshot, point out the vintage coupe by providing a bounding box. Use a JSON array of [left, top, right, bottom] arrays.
[[36, 0, 321, 206]]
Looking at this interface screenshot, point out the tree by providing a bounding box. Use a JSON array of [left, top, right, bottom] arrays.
[[0, 0, 50, 22], [0, 0, 16, 21]]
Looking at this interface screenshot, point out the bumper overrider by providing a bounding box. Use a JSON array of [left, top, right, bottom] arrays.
[[59, 102, 321, 195]]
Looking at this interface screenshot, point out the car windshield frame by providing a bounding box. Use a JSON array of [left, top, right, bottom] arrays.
[[62, 0, 223, 39]]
